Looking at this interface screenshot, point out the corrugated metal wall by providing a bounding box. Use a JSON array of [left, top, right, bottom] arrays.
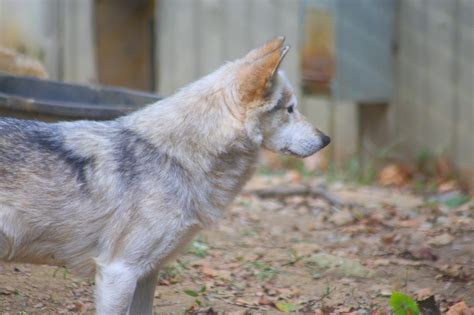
[[395, 0, 474, 179], [155, 0, 300, 96]]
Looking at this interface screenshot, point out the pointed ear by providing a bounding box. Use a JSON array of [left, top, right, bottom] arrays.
[[244, 36, 285, 62], [238, 44, 290, 104]]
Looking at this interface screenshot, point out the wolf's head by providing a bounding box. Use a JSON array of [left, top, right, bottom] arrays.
[[230, 36, 330, 158]]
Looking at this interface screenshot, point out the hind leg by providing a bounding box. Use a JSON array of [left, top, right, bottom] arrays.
[[0, 230, 10, 259], [128, 270, 158, 315]]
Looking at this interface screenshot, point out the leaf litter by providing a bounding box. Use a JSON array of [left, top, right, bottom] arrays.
[[0, 172, 473, 313]]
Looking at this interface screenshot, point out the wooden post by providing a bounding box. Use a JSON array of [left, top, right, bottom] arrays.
[[94, 0, 155, 90]]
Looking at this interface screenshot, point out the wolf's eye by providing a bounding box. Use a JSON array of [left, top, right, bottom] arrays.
[[287, 105, 294, 113]]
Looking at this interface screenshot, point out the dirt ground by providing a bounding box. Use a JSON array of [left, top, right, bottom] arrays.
[[1, 173, 473, 314]]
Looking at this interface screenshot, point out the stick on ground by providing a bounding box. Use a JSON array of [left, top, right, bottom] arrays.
[[246, 185, 345, 207]]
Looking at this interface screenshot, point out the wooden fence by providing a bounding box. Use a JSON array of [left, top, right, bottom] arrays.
[[0, 0, 472, 181], [393, 0, 473, 181]]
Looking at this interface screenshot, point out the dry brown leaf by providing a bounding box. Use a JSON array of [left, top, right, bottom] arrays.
[[258, 295, 274, 305], [381, 233, 396, 244], [415, 288, 433, 300], [235, 297, 258, 306], [428, 233, 455, 246], [437, 264, 467, 280], [201, 264, 232, 280], [67, 301, 88, 313], [329, 209, 354, 226], [276, 287, 300, 298], [436, 158, 453, 180], [397, 219, 421, 228], [373, 259, 390, 266], [447, 301, 474, 315], [378, 164, 411, 186], [291, 243, 321, 257], [286, 170, 303, 183], [438, 180, 459, 193]]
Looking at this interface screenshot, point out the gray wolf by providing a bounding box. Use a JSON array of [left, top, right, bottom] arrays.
[[0, 36, 330, 314]]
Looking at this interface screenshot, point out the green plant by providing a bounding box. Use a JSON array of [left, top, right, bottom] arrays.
[[275, 302, 298, 312], [389, 292, 420, 315], [284, 249, 304, 266], [326, 156, 377, 185], [159, 260, 189, 283], [248, 261, 278, 281], [184, 286, 208, 308], [444, 194, 470, 208], [186, 240, 210, 258], [416, 149, 436, 176]]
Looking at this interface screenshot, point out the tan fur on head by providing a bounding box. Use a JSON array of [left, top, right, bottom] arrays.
[[237, 37, 290, 105]]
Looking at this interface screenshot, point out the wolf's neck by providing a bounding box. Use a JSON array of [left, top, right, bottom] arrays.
[[125, 87, 247, 156], [122, 86, 260, 223]]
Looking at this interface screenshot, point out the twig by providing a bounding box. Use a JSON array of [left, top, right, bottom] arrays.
[[213, 296, 263, 310], [155, 302, 178, 307], [245, 185, 345, 207], [300, 284, 332, 311]]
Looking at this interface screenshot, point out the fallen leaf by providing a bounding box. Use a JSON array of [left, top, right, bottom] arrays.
[[291, 243, 321, 257], [258, 295, 273, 305], [277, 287, 300, 298], [398, 219, 421, 228], [378, 164, 411, 186], [183, 289, 199, 297], [275, 302, 298, 313], [437, 264, 468, 280], [235, 297, 257, 306], [438, 180, 458, 193], [436, 158, 453, 180], [286, 170, 302, 183], [447, 301, 474, 315], [415, 288, 433, 300], [379, 289, 392, 297], [381, 234, 396, 244], [373, 259, 390, 266], [400, 247, 438, 261], [428, 233, 455, 246], [68, 301, 88, 313], [329, 209, 354, 226], [0, 286, 15, 295]]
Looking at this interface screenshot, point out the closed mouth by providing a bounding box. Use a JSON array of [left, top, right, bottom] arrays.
[[282, 144, 327, 158], [282, 147, 310, 158]]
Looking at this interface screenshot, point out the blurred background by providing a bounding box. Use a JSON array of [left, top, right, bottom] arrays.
[[1, 1, 474, 313], [0, 0, 472, 189]]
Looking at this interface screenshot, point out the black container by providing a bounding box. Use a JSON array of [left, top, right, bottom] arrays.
[[0, 73, 162, 122]]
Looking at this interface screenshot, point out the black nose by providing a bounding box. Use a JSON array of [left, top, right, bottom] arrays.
[[321, 134, 331, 148]]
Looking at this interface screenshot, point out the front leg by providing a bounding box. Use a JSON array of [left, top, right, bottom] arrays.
[[95, 262, 138, 315], [128, 270, 158, 315]]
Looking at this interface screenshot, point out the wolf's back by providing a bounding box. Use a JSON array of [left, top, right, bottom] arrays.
[[0, 118, 89, 190]]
